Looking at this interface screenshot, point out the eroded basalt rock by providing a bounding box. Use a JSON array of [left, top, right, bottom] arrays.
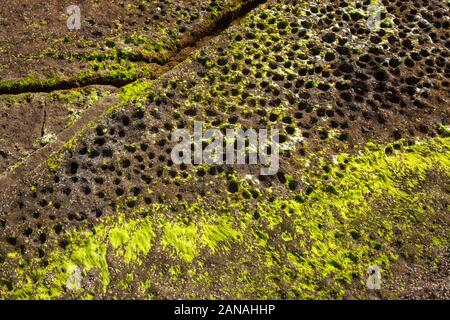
[[0, 0, 449, 300]]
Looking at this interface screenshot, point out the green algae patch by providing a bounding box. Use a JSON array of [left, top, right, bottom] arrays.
[[66, 214, 157, 286], [1, 137, 449, 299], [437, 124, 450, 138], [0, 212, 157, 299], [47, 153, 62, 173], [161, 215, 242, 263], [118, 80, 154, 104], [69, 237, 110, 288], [109, 217, 155, 265], [201, 216, 242, 253], [110, 229, 130, 249], [162, 221, 199, 263]]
